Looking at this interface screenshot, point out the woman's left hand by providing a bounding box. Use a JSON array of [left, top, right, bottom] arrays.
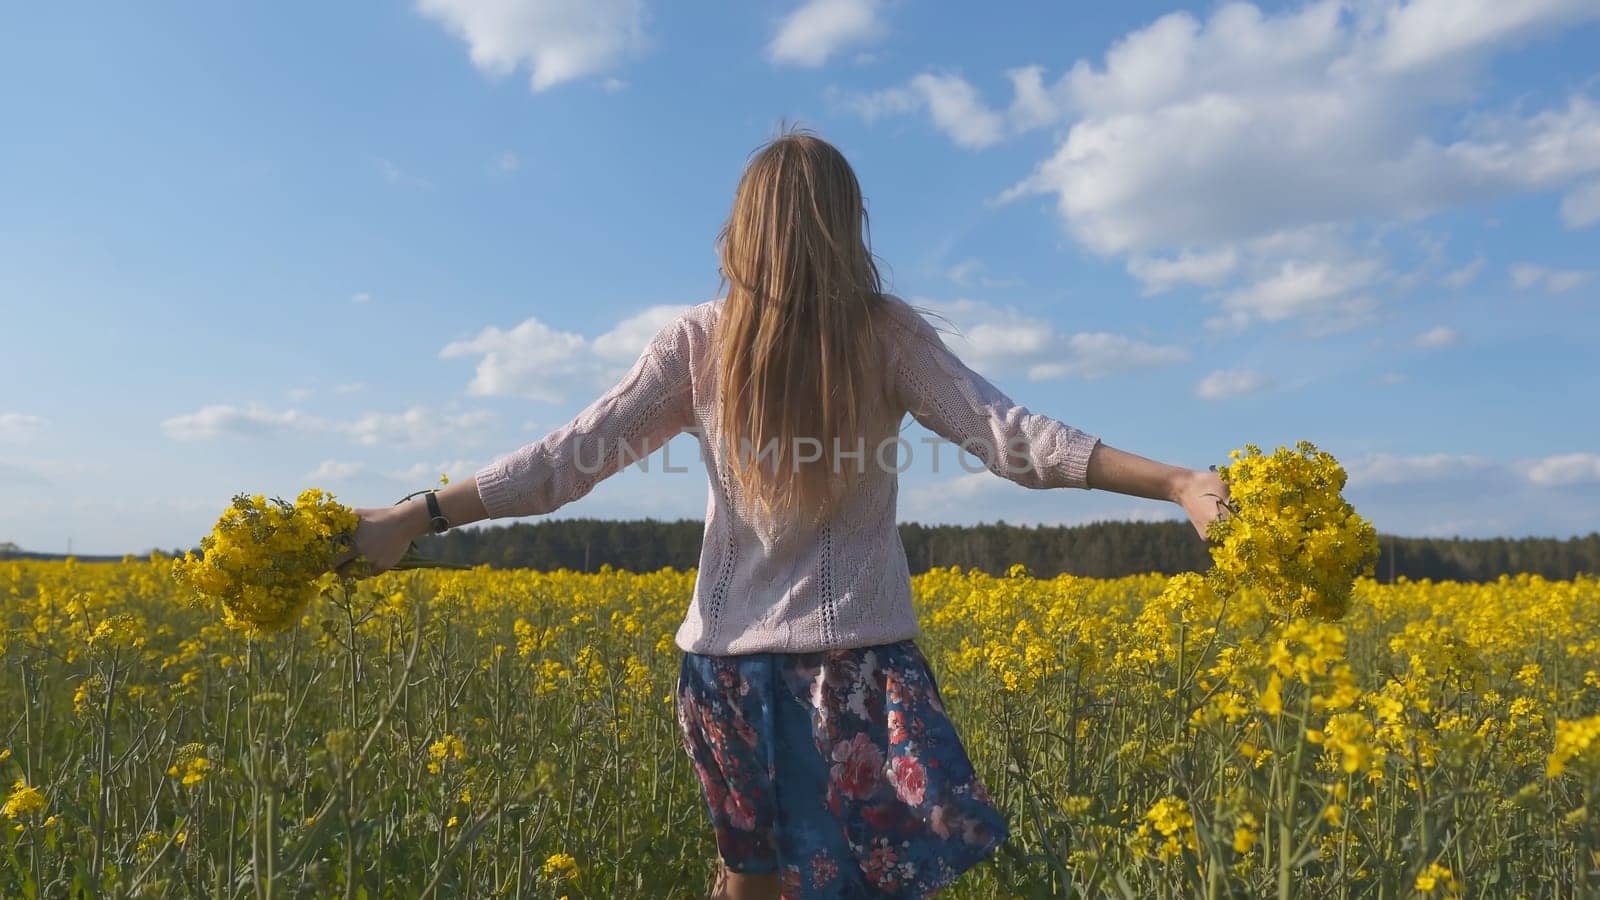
[[1172, 468, 1232, 542], [332, 504, 421, 578]]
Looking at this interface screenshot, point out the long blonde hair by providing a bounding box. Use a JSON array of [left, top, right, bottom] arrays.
[[713, 127, 894, 524]]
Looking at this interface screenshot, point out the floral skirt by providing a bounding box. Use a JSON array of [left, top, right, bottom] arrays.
[[675, 639, 1009, 898]]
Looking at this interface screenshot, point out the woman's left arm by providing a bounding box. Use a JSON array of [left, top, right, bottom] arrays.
[[1084, 442, 1231, 540]]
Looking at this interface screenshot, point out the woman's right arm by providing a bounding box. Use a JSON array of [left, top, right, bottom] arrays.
[[335, 312, 695, 575], [332, 480, 489, 577]]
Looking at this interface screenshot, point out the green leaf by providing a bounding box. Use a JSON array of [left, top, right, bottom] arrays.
[[392, 543, 470, 571]]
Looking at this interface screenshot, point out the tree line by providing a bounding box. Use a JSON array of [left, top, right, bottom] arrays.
[[8, 521, 1595, 582], [414, 519, 1600, 583]]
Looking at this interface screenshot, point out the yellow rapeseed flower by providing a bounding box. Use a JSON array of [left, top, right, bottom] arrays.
[[541, 852, 579, 881], [1415, 862, 1460, 895], [428, 734, 467, 774], [172, 489, 359, 635], [1549, 715, 1600, 777], [1208, 442, 1377, 622], [2, 779, 46, 819], [1140, 796, 1197, 860], [167, 742, 212, 786]]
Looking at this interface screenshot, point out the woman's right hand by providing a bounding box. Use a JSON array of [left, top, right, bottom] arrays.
[[1172, 468, 1232, 542], [331, 502, 425, 578]]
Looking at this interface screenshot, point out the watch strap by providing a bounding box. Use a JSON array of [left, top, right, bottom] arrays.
[[424, 490, 450, 534]]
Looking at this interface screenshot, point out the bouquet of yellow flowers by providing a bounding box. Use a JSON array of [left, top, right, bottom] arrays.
[[1206, 441, 1378, 621], [172, 488, 456, 636]]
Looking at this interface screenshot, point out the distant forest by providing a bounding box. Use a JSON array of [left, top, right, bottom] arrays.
[[7, 521, 1596, 582], [411, 519, 1600, 583]]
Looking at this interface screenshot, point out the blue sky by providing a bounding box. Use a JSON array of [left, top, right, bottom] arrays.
[[3, 0, 1598, 554]]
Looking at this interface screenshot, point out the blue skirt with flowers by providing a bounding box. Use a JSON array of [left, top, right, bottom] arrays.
[[675, 639, 1009, 898]]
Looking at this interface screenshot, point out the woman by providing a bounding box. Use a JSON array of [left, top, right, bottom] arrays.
[[336, 129, 1229, 899]]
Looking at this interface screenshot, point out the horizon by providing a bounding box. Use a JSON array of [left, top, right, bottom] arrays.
[[7, 515, 1600, 562], [4, 1, 1598, 553]]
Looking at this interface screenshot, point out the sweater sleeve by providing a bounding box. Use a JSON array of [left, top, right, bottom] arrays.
[[473, 315, 695, 519], [891, 305, 1100, 490]]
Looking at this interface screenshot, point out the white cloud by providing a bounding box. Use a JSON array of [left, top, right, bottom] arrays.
[[439, 318, 591, 402], [994, 6, 1600, 256], [1303, 295, 1381, 338], [417, 0, 646, 92], [162, 404, 493, 446], [1002, 65, 1066, 132], [946, 259, 982, 285], [1219, 255, 1383, 327], [393, 460, 482, 485], [1441, 96, 1600, 188], [352, 292, 373, 304], [377, 158, 433, 190], [943, 258, 1021, 290], [344, 408, 495, 447], [1562, 178, 1600, 228], [495, 150, 521, 172], [591, 305, 692, 362], [1509, 264, 1543, 289], [1371, 0, 1600, 73], [919, 298, 1189, 380], [1439, 258, 1485, 289], [841, 73, 1006, 149], [839, 66, 1056, 148], [306, 460, 365, 481], [1525, 452, 1600, 487], [0, 414, 45, 440], [1345, 452, 1491, 485], [161, 404, 323, 441], [1028, 333, 1192, 380], [441, 304, 692, 402], [0, 461, 46, 488], [0, 456, 109, 488], [832, 83, 919, 121], [1118, 227, 1385, 333], [1127, 248, 1239, 295], [768, 0, 886, 67], [286, 386, 314, 402], [849, 1, 1600, 332], [907, 73, 1007, 150], [1510, 263, 1592, 293], [335, 382, 366, 394], [1414, 325, 1459, 348], [1194, 369, 1271, 400]]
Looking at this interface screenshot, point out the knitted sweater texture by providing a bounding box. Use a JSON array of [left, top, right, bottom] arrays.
[[473, 295, 1101, 654]]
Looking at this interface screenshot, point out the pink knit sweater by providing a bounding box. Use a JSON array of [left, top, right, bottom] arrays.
[[473, 295, 1101, 654]]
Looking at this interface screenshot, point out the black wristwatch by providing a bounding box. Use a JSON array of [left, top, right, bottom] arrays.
[[424, 490, 451, 534]]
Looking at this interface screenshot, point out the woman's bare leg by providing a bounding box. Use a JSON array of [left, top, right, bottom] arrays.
[[709, 861, 780, 899]]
